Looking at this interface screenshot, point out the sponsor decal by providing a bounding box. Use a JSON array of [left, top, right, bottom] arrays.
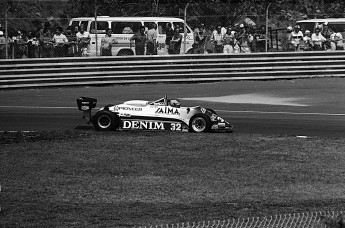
[[119, 113, 131, 117], [170, 123, 182, 131], [201, 108, 206, 114], [122, 120, 165, 130], [150, 102, 165, 106], [155, 107, 180, 115], [114, 37, 131, 41], [117, 106, 142, 111], [80, 105, 89, 111]]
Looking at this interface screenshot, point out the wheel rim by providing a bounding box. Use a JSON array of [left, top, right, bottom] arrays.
[[192, 117, 206, 132], [98, 115, 111, 129]]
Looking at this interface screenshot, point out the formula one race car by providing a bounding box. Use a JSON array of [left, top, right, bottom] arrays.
[[77, 95, 233, 133]]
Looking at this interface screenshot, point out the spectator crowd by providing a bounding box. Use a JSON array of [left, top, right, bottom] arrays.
[[191, 23, 267, 54], [284, 22, 344, 51], [0, 22, 92, 59], [0, 20, 344, 59], [192, 21, 345, 54]]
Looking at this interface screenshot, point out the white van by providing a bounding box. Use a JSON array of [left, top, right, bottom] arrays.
[[296, 18, 345, 37], [68, 16, 194, 56]]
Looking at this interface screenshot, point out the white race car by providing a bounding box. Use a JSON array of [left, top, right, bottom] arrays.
[[77, 95, 233, 133]]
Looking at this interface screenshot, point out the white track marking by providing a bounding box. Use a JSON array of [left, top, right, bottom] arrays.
[[0, 105, 75, 109], [181, 94, 309, 106], [217, 110, 345, 116], [0, 131, 37, 133]]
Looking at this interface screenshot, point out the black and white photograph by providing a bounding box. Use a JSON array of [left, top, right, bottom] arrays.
[[1, 0, 345, 227]]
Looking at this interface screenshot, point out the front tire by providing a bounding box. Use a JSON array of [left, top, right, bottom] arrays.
[[189, 114, 211, 133], [92, 110, 118, 131]]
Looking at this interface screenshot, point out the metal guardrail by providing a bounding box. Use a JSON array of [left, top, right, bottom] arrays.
[[1, 51, 345, 89]]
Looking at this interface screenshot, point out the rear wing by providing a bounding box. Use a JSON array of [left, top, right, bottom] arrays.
[[77, 97, 97, 124]]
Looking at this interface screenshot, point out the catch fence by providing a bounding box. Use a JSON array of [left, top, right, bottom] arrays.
[[0, 41, 132, 59], [137, 211, 344, 228], [1, 2, 345, 59], [0, 26, 341, 60]]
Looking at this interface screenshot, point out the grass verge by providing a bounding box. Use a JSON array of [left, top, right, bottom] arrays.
[[1, 131, 345, 227]]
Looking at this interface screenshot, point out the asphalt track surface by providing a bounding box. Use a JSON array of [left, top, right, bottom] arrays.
[[1, 78, 345, 138]]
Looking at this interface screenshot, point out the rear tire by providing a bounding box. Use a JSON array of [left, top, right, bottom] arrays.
[[189, 114, 211, 133], [92, 110, 118, 131]]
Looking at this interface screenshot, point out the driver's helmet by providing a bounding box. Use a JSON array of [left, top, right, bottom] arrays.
[[169, 99, 181, 108]]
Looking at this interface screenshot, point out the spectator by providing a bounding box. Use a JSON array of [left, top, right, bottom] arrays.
[[65, 26, 78, 57], [321, 22, 332, 50], [74, 26, 79, 35], [231, 31, 241, 53], [198, 23, 208, 53], [100, 28, 117, 56], [291, 25, 303, 51], [221, 26, 227, 36], [130, 26, 146, 55], [52, 26, 68, 57], [193, 23, 207, 54], [211, 25, 224, 53], [193, 24, 201, 53], [0, 31, 7, 59], [169, 28, 182, 54], [284, 26, 294, 51], [153, 23, 158, 54], [235, 24, 246, 41], [36, 22, 44, 39], [146, 23, 157, 55], [40, 28, 53, 58], [204, 25, 214, 53], [223, 27, 235, 54], [14, 31, 28, 58], [330, 30, 344, 50], [240, 33, 252, 53], [76, 25, 91, 56], [303, 30, 313, 51], [311, 28, 326, 51], [37, 22, 52, 41], [234, 24, 247, 53], [165, 23, 174, 55], [27, 31, 39, 58]]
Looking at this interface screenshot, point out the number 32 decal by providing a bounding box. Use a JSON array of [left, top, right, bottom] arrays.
[[170, 123, 182, 131]]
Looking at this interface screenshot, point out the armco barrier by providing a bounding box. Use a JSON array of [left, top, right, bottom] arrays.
[[1, 51, 345, 89]]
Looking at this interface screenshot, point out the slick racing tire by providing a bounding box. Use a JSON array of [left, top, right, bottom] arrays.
[[92, 110, 118, 131], [189, 114, 211, 133]]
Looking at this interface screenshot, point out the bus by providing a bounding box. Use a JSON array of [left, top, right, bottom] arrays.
[[69, 16, 194, 56]]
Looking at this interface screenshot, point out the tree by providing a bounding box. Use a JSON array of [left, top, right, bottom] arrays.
[[0, 0, 69, 36]]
